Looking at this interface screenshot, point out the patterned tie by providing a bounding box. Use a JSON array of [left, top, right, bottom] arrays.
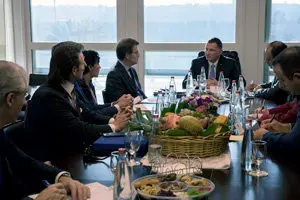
[[128, 68, 146, 98], [69, 90, 77, 110], [209, 64, 216, 79]]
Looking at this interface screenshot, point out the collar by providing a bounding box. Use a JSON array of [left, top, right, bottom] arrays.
[[61, 81, 74, 96], [119, 60, 131, 71], [208, 58, 220, 67]]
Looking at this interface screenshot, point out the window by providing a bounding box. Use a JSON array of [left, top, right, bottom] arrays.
[[30, 0, 117, 42], [264, 0, 300, 82], [144, 0, 237, 43], [266, 0, 300, 42]]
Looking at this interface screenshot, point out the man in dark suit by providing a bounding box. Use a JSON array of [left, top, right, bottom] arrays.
[[106, 38, 147, 103], [0, 61, 90, 199], [182, 37, 241, 89], [254, 47, 300, 156], [248, 41, 289, 105], [25, 42, 132, 161]]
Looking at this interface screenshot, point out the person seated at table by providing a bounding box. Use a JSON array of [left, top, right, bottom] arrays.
[[74, 49, 133, 124], [254, 47, 300, 155], [248, 41, 289, 105], [24, 41, 133, 162], [105, 38, 147, 103], [182, 37, 241, 89], [255, 94, 299, 123], [0, 60, 90, 200]]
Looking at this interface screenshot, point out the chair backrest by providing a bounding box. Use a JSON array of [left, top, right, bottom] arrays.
[[102, 90, 109, 103], [29, 74, 48, 87], [197, 50, 241, 73], [3, 121, 27, 151]]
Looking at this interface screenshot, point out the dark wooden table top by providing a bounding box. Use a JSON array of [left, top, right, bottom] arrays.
[[52, 98, 300, 200]]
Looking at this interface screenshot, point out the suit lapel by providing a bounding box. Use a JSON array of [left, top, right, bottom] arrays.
[[115, 61, 137, 94]]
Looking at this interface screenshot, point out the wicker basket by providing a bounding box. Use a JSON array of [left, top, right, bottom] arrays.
[[152, 131, 231, 158]]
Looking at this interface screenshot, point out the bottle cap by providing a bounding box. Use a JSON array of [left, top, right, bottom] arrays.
[[239, 75, 243, 77], [158, 90, 162, 94], [232, 80, 236, 83], [169, 85, 174, 88], [220, 71, 224, 74], [235, 90, 240, 94], [188, 70, 192, 72], [118, 148, 126, 154], [246, 119, 252, 123], [153, 113, 159, 118], [171, 76, 174, 78]]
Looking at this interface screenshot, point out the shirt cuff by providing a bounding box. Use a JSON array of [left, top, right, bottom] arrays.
[[109, 124, 116, 132], [55, 171, 71, 183], [109, 117, 115, 124], [114, 104, 121, 112]]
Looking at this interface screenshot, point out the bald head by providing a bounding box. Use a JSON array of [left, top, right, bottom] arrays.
[[0, 61, 27, 106]]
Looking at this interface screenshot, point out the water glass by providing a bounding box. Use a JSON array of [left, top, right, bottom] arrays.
[[148, 144, 162, 164], [125, 130, 143, 166], [110, 151, 119, 174], [248, 140, 268, 177]]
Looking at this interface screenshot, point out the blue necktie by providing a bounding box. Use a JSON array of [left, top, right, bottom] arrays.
[[128, 68, 146, 98], [209, 64, 216, 79]]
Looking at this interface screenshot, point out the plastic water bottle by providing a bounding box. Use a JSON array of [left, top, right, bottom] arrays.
[[169, 85, 176, 104], [155, 90, 163, 117], [186, 70, 194, 97], [169, 76, 176, 92], [218, 71, 225, 97], [234, 90, 244, 135], [229, 80, 237, 125], [199, 67, 206, 93], [113, 148, 132, 200], [239, 75, 245, 105], [163, 87, 169, 108], [148, 114, 162, 164], [241, 119, 253, 172]]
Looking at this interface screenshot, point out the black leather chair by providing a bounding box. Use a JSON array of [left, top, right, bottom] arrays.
[[102, 90, 109, 103], [3, 121, 27, 151], [29, 74, 48, 87], [198, 50, 242, 74]]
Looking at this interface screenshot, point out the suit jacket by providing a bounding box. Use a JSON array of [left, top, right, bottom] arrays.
[[105, 61, 146, 102], [255, 76, 289, 105], [262, 105, 300, 156], [0, 129, 61, 199], [182, 55, 241, 89], [24, 81, 112, 161], [74, 81, 118, 124]]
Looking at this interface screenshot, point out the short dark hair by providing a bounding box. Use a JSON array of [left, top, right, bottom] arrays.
[[48, 41, 84, 84], [272, 47, 300, 80], [267, 41, 287, 58], [82, 50, 100, 75], [116, 38, 139, 60], [208, 37, 223, 49]]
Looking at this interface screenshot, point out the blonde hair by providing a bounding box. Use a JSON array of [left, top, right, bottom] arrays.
[[0, 61, 27, 105]]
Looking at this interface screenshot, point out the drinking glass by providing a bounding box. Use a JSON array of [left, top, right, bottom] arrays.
[[198, 75, 206, 93], [223, 78, 230, 92], [248, 140, 268, 177], [110, 151, 119, 174], [125, 130, 143, 166]]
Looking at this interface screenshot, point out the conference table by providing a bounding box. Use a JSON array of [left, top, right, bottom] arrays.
[[51, 98, 300, 200]]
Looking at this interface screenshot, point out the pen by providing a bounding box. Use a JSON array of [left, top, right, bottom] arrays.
[[41, 180, 51, 187], [270, 113, 276, 123], [261, 99, 265, 109]]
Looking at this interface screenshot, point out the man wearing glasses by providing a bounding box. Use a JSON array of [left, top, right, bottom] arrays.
[[248, 41, 289, 105], [0, 61, 90, 199]]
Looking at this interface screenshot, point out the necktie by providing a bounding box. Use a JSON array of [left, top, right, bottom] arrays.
[[128, 68, 146, 98], [209, 64, 216, 79], [88, 84, 97, 104], [69, 90, 77, 110]]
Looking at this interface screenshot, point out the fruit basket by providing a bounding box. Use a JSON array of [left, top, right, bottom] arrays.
[[129, 94, 232, 158]]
